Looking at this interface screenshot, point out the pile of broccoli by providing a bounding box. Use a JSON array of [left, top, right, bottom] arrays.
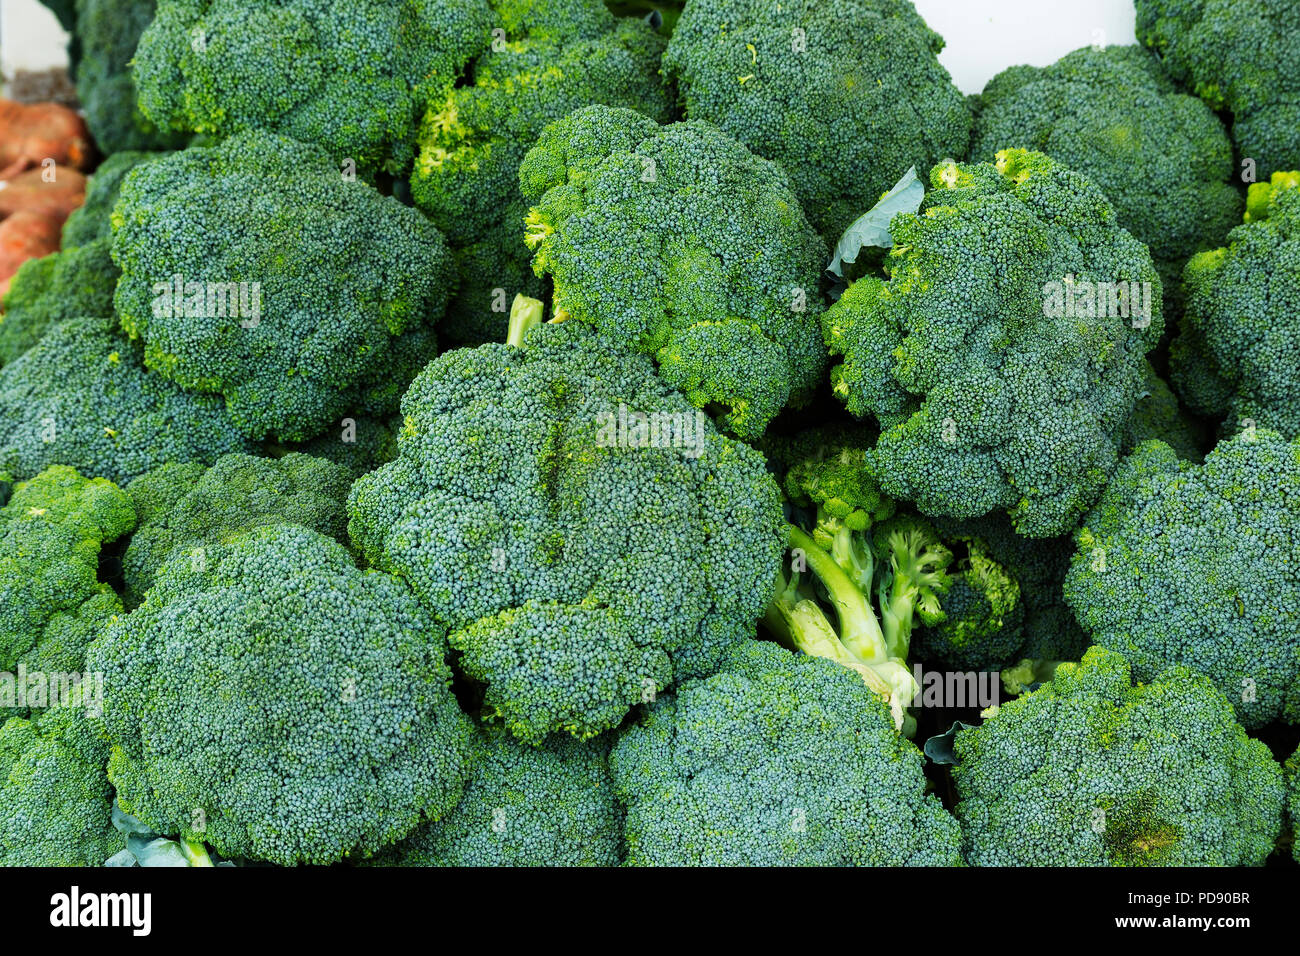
[[4, 0, 1299, 873]]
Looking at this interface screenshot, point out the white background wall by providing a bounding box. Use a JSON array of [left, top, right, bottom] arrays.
[[1, 0, 1139, 94]]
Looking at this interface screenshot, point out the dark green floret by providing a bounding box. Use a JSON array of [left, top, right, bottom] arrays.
[[1173, 172, 1300, 439], [1064, 431, 1300, 729], [519, 104, 829, 440], [122, 451, 353, 605], [663, 0, 972, 239], [0, 315, 254, 485], [970, 44, 1241, 307], [1136, 0, 1300, 177], [132, 0, 495, 172], [610, 640, 964, 866], [110, 130, 456, 443], [370, 724, 622, 867], [348, 313, 786, 744], [86, 524, 476, 865], [823, 149, 1164, 537], [952, 646, 1285, 866], [72, 0, 187, 153], [0, 708, 123, 866]]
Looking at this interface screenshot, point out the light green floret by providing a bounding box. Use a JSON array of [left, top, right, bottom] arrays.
[[823, 149, 1164, 538], [611, 640, 964, 866], [0, 708, 123, 866], [110, 130, 455, 443], [348, 311, 786, 745], [1174, 172, 1300, 439], [519, 105, 829, 441], [663, 0, 972, 240], [122, 452, 353, 605], [86, 524, 476, 866], [1064, 431, 1300, 729], [369, 725, 622, 867], [952, 646, 1285, 866], [0, 466, 134, 674]]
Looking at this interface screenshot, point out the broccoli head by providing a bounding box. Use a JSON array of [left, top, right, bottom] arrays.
[[0, 465, 134, 673], [371, 725, 622, 867], [610, 640, 963, 866], [971, 44, 1241, 299], [348, 309, 786, 744], [1174, 172, 1300, 439], [73, 0, 187, 154], [412, 3, 672, 247], [122, 452, 353, 605], [823, 150, 1164, 537], [86, 524, 476, 865], [952, 646, 1285, 866], [519, 105, 829, 441], [662, 0, 971, 240], [1287, 746, 1300, 863], [0, 315, 254, 485], [0, 709, 122, 866], [132, 0, 495, 172], [111, 130, 455, 443], [1064, 431, 1300, 729], [1136, 0, 1300, 177]]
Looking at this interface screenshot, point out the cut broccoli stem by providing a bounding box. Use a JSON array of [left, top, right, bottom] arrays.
[[180, 838, 215, 867], [506, 295, 545, 348]]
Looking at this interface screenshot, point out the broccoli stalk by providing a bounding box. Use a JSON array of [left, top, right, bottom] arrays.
[[506, 295, 546, 348], [766, 522, 950, 737]]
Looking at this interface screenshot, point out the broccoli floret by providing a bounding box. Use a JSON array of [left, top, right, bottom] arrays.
[[122, 452, 353, 605], [952, 646, 1285, 866], [1124, 360, 1209, 461], [1287, 746, 1300, 864], [0, 240, 118, 364], [610, 640, 963, 866], [0, 466, 134, 673], [348, 308, 786, 744], [280, 414, 400, 480], [971, 44, 1241, 306], [1136, 0, 1300, 178], [823, 150, 1164, 537], [86, 524, 476, 865], [0, 709, 123, 866], [0, 315, 253, 485], [370, 725, 622, 867], [110, 130, 455, 443], [923, 512, 1088, 680], [662, 0, 971, 240], [132, 0, 495, 173], [519, 105, 828, 440], [440, 201, 547, 346], [1174, 172, 1300, 440], [412, 4, 671, 246], [1, 151, 158, 364], [1064, 431, 1300, 729], [73, 0, 187, 154]]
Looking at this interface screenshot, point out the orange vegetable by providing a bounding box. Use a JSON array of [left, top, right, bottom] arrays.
[[0, 210, 61, 299], [0, 100, 93, 179]]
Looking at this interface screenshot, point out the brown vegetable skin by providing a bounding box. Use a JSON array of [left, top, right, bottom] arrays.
[[0, 100, 93, 179], [0, 166, 87, 225], [0, 210, 61, 298]]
